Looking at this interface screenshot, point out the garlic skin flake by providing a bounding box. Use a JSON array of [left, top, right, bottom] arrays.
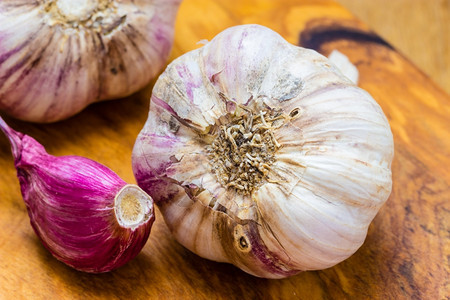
[[328, 49, 359, 85], [0, 0, 181, 123], [0, 117, 154, 273], [132, 25, 394, 278]]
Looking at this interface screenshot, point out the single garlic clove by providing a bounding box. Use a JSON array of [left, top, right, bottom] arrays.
[[0, 0, 182, 122], [0, 116, 154, 273], [132, 24, 394, 278]]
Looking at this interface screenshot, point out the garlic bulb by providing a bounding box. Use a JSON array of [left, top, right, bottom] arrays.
[[0, 0, 181, 122], [0, 116, 154, 273], [132, 24, 394, 278]]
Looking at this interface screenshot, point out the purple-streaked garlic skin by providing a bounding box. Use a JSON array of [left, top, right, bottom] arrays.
[[0, 117, 154, 273], [132, 24, 394, 278], [0, 0, 182, 123]]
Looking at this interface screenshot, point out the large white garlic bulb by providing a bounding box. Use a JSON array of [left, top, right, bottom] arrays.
[[132, 24, 394, 278], [0, 0, 181, 122]]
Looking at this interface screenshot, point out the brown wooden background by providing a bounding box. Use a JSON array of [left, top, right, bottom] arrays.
[[337, 0, 449, 95], [0, 0, 448, 299]]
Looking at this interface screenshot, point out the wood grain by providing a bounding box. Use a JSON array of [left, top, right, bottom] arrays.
[[0, 0, 448, 299], [336, 0, 450, 95]]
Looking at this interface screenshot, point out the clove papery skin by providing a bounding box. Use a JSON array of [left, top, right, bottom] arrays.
[[0, 116, 154, 273]]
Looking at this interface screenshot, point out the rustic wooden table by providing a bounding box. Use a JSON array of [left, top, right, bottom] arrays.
[[0, 0, 448, 299], [337, 0, 449, 96]]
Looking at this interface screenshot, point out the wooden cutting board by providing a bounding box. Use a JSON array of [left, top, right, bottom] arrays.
[[0, 0, 448, 299]]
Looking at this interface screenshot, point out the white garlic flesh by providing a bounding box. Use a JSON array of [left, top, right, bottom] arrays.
[[132, 24, 394, 278], [0, 0, 181, 122]]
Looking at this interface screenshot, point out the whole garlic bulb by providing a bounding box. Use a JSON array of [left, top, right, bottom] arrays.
[[0, 0, 181, 122], [132, 24, 394, 278]]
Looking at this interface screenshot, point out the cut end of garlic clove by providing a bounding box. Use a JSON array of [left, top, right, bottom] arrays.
[[114, 184, 153, 231]]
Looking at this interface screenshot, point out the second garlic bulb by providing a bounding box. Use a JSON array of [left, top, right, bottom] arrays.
[[0, 0, 182, 122]]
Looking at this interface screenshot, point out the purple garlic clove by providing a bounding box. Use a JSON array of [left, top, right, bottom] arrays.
[[0, 116, 154, 273]]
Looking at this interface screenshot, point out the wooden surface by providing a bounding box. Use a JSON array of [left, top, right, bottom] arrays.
[[0, 0, 449, 299], [337, 0, 450, 95]]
